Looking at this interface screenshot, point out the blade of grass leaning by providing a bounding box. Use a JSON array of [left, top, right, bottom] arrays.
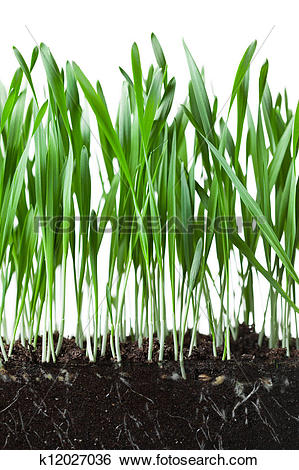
[[200, 134, 299, 285]]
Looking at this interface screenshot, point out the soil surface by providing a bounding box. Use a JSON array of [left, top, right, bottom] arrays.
[[0, 325, 298, 450]]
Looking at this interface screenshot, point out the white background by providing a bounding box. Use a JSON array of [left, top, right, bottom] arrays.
[[1, 0, 299, 116]]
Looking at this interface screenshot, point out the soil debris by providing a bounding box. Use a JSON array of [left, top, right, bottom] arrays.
[[0, 325, 298, 450]]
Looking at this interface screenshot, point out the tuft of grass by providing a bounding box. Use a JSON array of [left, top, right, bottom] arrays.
[[0, 35, 298, 371]]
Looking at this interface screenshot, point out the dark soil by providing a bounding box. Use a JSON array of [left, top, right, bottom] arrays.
[[0, 324, 298, 450]]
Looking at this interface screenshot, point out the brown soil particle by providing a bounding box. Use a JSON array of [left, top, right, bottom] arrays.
[[0, 325, 298, 450]]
